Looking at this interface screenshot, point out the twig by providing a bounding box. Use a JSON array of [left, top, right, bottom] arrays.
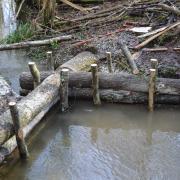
[[16, 0, 26, 19]]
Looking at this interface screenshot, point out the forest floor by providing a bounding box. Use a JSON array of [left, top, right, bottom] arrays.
[[24, 0, 180, 78]]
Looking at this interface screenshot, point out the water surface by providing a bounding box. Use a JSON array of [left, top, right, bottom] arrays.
[[2, 101, 180, 180]]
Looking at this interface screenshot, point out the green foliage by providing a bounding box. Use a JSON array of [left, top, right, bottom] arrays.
[[0, 23, 35, 44], [50, 40, 59, 49]]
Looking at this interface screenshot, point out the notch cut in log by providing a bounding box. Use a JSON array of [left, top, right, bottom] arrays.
[[91, 64, 101, 105], [60, 69, 69, 112], [46, 51, 54, 71], [106, 52, 113, 73], [148, 69, 156, 112], [28, 62, 40, 89], [118, 40, 139, 74], [9, 102, 29, 159], [19, 71, 180, 95]]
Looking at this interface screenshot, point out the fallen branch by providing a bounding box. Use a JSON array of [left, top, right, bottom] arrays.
[[159, 3, 180, 16], [59, 0, 89, 13], [135, 21, 180, 49], [16, 0, 26, 19], [142, 47, 180, 52], [0, 35, 72, 51], [119, 40, 139, 74]]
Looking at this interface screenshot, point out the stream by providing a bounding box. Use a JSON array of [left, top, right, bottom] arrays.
[[0, 1, 180, 180]]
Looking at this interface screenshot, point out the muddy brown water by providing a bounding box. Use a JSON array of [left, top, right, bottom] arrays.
[[1, 101, 180, 180]]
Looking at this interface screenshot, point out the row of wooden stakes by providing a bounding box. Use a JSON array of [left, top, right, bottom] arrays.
[[8, 51, 158, 160]]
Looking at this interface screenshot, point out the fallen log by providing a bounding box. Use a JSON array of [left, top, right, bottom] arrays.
[[69, 88, 180, 104], [0, 96, 58, 163], [0, 73, 60, 145], [20, 71, 180, 95], [60, 51, 97, 71], [0, 51, 96, 157], [0, 35, 72, 51], [19, 87, 180, 104]]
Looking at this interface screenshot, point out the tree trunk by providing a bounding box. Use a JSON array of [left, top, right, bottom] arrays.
[[20, 71, 180, 95]]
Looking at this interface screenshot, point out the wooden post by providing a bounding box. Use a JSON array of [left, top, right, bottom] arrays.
[[148, 69, 156, 112], [9, 101, 29, 159], [46, 51, 54, 71], [106, 52, 113, 73], [60, 68, 69, 112], [151, 59, 158, 71], [28, 62, 40, 89], [91, 64, 101, 105]]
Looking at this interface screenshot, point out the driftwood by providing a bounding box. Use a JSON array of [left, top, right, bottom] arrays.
[[19, 71, 180, 95], [0, 35, 72, 51]]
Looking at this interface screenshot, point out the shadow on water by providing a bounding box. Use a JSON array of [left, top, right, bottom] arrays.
[[1, 101, 180, 180]]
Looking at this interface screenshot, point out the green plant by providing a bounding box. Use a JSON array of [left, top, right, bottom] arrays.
[[50, 40, 59, 49], [0, 23, 35, 44]]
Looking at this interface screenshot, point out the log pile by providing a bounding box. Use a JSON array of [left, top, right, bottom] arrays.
[[0, 51, 97, 163]]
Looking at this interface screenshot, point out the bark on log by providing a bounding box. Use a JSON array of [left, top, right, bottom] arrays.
[[20, 71, 180, 95], [0, 35, 72, 51], [60, 51, 97, 72], [0, 96, 58, 163], [69, 88, 180, 104], [0, 73, 60, 145], [0, 51, 96, 160]]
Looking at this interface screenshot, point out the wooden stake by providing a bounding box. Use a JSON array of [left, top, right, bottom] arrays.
[[91, 64, 101, 105], [106, 52, 113, 73], [46, 51, 54, 71], [150, 59, 158, 70], [60, 68, 69, 112], [9, 101, 29, 159], [148, 69, 156, 112], [28, 62, 40, 89]]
